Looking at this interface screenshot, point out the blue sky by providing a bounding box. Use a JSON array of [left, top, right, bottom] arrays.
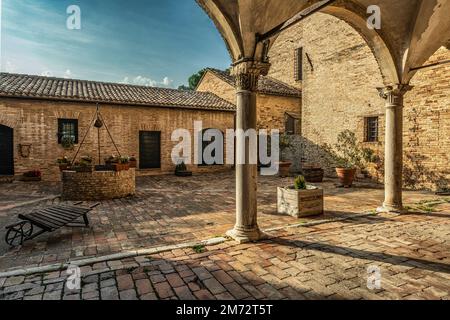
[[0, 0, 231, 88]]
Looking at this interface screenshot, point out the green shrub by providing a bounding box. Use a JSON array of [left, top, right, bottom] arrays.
[[294, 175, 307, 190]]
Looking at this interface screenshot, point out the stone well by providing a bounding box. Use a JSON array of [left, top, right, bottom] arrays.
[[62, 169, 136, 201]]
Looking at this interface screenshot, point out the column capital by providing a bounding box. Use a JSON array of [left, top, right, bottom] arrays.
[[231, 60, 271, 91], [377, 84, 413, 105]]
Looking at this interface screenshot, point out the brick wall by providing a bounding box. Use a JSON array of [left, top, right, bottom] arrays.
[[0, 98, 235, 181], [196, 71, 302, 133], [62, 169, 136, 201], [268, 13, 450, 190]]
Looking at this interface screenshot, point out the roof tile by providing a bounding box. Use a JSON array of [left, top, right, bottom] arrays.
[[0, 73, 236, 112], [206, 68, 301, 97]]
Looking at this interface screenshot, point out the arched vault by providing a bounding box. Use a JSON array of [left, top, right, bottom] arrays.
[[197, 0, 450, 85], [196, 0, 450, 242]]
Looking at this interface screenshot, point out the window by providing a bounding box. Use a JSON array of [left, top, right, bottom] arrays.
[[294, 47, 303, 81], [58, 119, 78, 144], [285, 113, 299, 135], [365, 117, 379, 142]]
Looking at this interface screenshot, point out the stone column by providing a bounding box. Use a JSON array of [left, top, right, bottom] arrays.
[[226, 60, 270, 243], [377, 84, 412, 213]]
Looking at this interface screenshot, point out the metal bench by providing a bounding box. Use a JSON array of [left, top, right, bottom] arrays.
[[5, 202, 100, 246]]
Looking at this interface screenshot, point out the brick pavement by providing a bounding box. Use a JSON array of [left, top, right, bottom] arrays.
[[0, 172, 447, 272], [1, 209, 449, 300]]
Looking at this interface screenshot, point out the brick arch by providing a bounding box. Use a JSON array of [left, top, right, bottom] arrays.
[[0, 114, 21, 129]]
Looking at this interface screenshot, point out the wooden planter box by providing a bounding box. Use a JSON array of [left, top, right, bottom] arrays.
[[111, 163, 130, 172], [277, 186, 324, 218]]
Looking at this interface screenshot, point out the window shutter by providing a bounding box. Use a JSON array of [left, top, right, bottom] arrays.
[[294, 47, 303, 81]]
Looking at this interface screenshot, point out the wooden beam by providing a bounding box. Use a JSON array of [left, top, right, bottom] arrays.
[[409, 59, 450, 72]]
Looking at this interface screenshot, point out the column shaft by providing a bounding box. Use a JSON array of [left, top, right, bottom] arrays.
[[226, 60, 270, 243], [378, 85, 411, 213]]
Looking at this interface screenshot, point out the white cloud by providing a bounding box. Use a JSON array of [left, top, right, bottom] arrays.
[[63, 69, 72, 79], [121, 75, 174, 88], [41, 70, 54, 77], [4, 61, 17, 73]]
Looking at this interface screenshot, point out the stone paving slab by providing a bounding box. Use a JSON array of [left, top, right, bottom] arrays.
[[1, 210, 448, 300], [0, 172, 446, 272]]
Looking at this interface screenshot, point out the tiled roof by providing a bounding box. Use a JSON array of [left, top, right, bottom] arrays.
[[0, 73, 236, 112], [206, 68, 301, 97]]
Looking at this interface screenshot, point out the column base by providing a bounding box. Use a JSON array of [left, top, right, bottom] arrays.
[[376, 203, 404, 214], [226, 226, 267, 244]]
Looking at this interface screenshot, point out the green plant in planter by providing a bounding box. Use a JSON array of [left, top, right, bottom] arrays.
[[56, 156, 71, 165], [294, 175, 307, 190], [79, 156, 93, 167], [61, 136, 75, 150], [324, 130, 377, 170], [118, 156, 130, 164]]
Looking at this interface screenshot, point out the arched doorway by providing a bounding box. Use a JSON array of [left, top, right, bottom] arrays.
[[0, 125, 14, 176]]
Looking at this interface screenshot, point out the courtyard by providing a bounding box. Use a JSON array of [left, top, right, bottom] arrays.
[[0, 172, 449, 300]]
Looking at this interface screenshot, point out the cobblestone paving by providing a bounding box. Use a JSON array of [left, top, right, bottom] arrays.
[[0, 172, 445, 271], [1, 210, 449, 300]]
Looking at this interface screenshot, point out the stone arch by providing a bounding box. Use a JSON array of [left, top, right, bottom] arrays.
[[265, 2, 400, 86], [319, 5, 399, 85], [195, 0, 242, 61]]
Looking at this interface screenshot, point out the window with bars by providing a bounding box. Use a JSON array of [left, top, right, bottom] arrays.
[[365, 117, 379, 142], [294, 47, 303, 81], [58, 119, 78, 144]]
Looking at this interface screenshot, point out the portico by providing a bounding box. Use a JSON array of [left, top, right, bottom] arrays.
[[196, 0, 450, 242]]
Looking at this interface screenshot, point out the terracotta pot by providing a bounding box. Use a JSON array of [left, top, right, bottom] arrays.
[[278, 161, 292, 177], [336, 168, 357, 187]]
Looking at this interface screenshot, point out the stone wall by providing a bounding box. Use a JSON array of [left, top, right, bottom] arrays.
[[0, 98, 235, 181], [62, 169, 136, 201], [196, 71, 236, 104], [268, 13, 450, 190]]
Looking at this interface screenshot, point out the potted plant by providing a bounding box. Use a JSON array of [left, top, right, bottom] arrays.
[[278, 135, 295, 177], [57, 156, 72, 172], [73, 156, 94, 173], [129, 156, 137, 169], [175, 161, 192, 177], [61, 136, 75, 150], [21, 170, 42, 182], [277, 175, 324, 217], [329, 130, 375, 188]]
